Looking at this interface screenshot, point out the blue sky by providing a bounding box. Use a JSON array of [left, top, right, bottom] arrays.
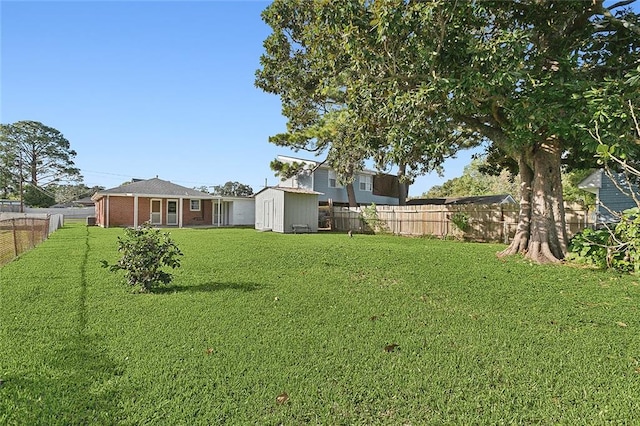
[[1, 1, 496, 196]]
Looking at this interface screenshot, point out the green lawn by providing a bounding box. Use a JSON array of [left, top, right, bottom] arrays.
[[2, 223, 640, 424]]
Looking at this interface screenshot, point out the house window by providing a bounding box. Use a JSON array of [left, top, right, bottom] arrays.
[[190, 199, 201, 211], [328, 170, 342, 188], [359, 174, 372, 192]]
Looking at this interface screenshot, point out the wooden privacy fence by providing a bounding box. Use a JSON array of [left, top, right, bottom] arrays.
[[330, 204, 591, 243], [0, 215, 62, 267]]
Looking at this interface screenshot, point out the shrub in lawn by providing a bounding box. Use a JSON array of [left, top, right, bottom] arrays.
[[101, 223, 183, 291], [361, 203, 388, 234], [568, 207, 640, 274]]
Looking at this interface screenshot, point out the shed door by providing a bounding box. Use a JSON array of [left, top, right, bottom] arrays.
[[263, 199, 273, 230]]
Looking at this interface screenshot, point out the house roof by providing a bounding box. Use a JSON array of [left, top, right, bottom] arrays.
[[577, 169, 603, 194], [253, 186, 323, 197], [407, 194, 516, 205], [92, 178, 215, 200]]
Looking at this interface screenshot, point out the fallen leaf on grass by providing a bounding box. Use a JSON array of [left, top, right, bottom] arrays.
[[276, 392, 289, 404], [384, 343, 399, 352], [205, 348, 214, 355], [617, 322, 628, 328]]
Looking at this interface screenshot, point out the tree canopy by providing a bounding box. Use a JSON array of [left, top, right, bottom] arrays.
[[210, 181, 254, 197], [0, 121, 82, 203], [423, 158, 519, 199], [257, 0, 640, 263], [423, 157, 596, 206]]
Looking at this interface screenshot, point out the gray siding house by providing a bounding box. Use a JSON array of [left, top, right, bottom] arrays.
[[254, 186, 321, 233], [276, 155, 400, 206], [578, 169, 639, 223]]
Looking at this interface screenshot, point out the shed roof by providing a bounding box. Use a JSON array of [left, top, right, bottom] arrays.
[[407, 194, 516, 205], [92, 178, 215, 200], [254, 186, 323, 197]]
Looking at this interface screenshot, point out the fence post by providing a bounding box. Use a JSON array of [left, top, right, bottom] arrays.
[[46, 214, 51, 238], [30, 218, 36, 248], [12, 218, 18, 257], [328, 199, 334, 230]]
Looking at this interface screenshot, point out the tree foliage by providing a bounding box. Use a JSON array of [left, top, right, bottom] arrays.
[[0, 120, 82, 201], [569, 72, 640, 274], [423, 158, 519, 198], [569, 207, 640, 274], [210, 181, 254, 197], [270, 159, 312, 180], [101, 224, 183, 292], [424, 158, 595, 206], [257, 0, 640, 263], [24, 184, 56, 207], [51, 183, 104, 204]]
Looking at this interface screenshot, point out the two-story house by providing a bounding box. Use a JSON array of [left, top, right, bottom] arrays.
[[275, 155, 401, 206]]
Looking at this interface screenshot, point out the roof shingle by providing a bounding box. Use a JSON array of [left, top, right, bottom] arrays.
[[93, 178, 214, 200]]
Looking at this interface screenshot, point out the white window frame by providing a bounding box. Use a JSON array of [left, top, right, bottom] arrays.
[[359, 174, 373, 192], [190, 199, 201, 211], [328, 170, 342, 188]]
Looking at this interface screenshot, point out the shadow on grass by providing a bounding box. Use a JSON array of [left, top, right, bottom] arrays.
[[152, 281, 264, 294], [1, 227, 128, 423]]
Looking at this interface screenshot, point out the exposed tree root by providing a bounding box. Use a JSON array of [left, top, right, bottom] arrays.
[[497, 237, 526, 257], [525, 241, 563, 264]]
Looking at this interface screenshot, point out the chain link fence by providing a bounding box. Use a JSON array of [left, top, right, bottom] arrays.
[[0, 214, 63, 267]]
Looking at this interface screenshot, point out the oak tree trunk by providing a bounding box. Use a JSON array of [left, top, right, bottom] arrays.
[[499, 137, 567, 263], [398, 163, 408, 206], [346, 182, 357, 207]]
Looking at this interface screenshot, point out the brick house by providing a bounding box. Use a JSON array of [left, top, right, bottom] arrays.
[[92, 177, 253, 228]]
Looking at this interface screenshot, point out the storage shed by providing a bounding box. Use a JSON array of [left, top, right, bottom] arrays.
[[254, 187, 321, 233]]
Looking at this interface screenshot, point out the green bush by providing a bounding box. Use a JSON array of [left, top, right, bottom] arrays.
[[101, 223, 183, 291], [450, 211, 470, 233], [568, 207, 640, 274], [361, 203, 388, 234]]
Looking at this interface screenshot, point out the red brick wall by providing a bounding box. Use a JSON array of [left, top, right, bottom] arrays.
[[108, 196, 135, 227], [137, 197, 153, 225], [182, 199, 212, 226], [203, 199, 213, 224], [97, 196, 213, 227]]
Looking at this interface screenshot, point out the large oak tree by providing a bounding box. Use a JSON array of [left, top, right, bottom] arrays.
[[257, 0, 639, 263]]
